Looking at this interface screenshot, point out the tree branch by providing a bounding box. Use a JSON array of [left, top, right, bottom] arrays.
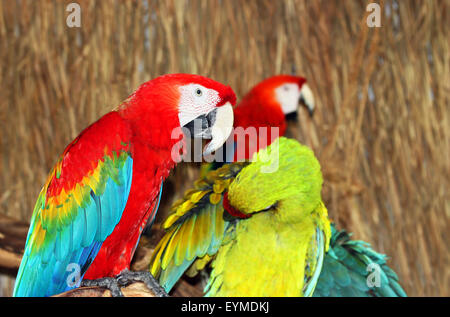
[[54, 282, 160, 297], [0, 214, 28, 272]]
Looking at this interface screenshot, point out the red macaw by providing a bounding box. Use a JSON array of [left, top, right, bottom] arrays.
[[203, 75, 314, 171], [232, 75, 314, 161], [13, 74, 236, 297]]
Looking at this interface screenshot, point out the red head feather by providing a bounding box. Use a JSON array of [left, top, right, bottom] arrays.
[[117, 74, 236, 150], [234, 75, 307, 131], [223, 191, 251, 219], [232, 75, 307, 161]]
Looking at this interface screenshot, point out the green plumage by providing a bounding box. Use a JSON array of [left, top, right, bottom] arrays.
[[150, 137, 406, 297], [313, 223, 407, 297]]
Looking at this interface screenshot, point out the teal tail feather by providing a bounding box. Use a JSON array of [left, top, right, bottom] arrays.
[[313, 223, 407, 297]]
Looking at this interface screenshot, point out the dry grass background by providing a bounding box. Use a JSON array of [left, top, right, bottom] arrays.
[[0, 0, 448, 296]]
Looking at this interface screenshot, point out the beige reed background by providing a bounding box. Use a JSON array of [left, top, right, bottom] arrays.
[[0, 0, 448, 296]]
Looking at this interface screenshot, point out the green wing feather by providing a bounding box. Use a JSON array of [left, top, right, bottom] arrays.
[[313, 223, 407, 297], [149, 162, 246, 293]]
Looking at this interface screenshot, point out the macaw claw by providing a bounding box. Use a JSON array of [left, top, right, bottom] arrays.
[[80, 270, 168, 297], [80, 276, 124, 297], [116, 270, 169, 297]]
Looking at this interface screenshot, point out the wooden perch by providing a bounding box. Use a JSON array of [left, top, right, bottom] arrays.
[[53, 279, 202, 297], [55, 282, 160, 297], [0, 213, 28, 272]]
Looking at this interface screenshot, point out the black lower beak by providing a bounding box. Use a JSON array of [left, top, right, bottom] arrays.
[[183, 109, 217, 139], [285, 111, 298, 122], [299, 96, 314, 117]]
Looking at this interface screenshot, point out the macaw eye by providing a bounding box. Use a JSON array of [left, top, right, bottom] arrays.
[[195, 88, 203, 97], [283, 85, 290, 91]]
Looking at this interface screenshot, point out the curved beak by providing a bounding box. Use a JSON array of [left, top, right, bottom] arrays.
[[183, 102, 234, 156], [299, 84, 315, 117]]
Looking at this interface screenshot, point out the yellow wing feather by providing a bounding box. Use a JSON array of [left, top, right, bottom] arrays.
[[149, 162, 247, 292]]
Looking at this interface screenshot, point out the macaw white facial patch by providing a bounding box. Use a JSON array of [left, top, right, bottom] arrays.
[[178, 84, 221, 127], [275, 83, 302, 115]]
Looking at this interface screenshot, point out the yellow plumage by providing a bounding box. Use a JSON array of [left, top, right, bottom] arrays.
[[206, 203, 329, 297], [150, 138, 331, 296]]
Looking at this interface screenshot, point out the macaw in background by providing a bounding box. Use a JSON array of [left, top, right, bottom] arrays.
[[150, 137, 406, 296], [202, 75, 314, 174], [312, 224, 406, 297], [13, 74, 236, 297], [231, 75, 314, 162]]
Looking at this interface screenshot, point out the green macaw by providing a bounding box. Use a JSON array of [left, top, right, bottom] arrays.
[[150, 137, 406, 297]]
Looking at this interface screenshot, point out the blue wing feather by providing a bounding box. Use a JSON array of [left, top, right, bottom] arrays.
[[13, 155, 133, 297], [313, 223, 407, 297]]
